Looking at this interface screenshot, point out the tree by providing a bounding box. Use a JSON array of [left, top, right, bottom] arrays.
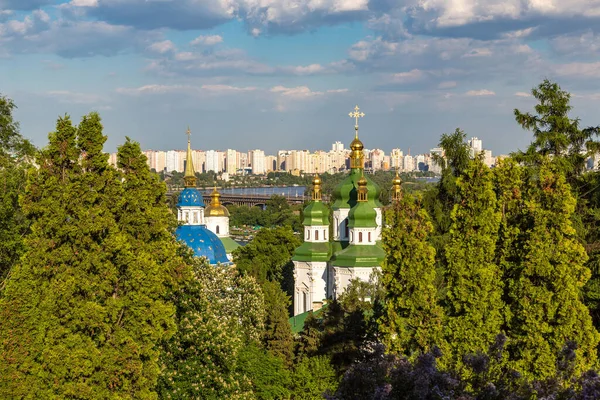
[[0, 94, 35, 284], [379, 195, 445, 358], [513, 79, 600, 181], [290, 355, 338, 399], [503, 161, 599, 381], [234, 226, 301, 286], [237, 342, 292, 400], [158, 260, 262, 399], [443, 157, 504, 376], [263, 281, 295, 366], [0, 115, 184, 398]]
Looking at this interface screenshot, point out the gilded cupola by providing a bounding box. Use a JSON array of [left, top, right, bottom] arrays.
[[312, 175, 322, 201], [391, 170, 403, 201], [357, 175, 368, 202], [348, 105, 365, 169], [205, 187, 230, 217]]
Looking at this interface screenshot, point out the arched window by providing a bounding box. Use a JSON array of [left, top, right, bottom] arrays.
[[216, 225, 220, 234], [307, 230, 310, 240], [315, 230, 319, 240], [359, 232, 363, 243], [323, 230, 326, 241], [368, 232, 371, 242], [344, 220, 349, 239], [193, 212, 198, 224], [185, 212, 189, 223]]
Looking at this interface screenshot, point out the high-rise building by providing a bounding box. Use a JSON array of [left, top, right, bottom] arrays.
[[226, 149, 237, 174], [390, 148, 403, 170], [469, 137, 483, 154], [332, 141, 344, 152], [205, 150, 220, 173], [403, 155, 414, 172], [428, 147, 444, 174], [370, 149, 385, 171], [166, 150, 181, 173], [250, 150, 266, 174]]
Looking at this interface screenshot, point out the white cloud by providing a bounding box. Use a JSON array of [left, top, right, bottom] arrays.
[[190, 34, 223, 46], [70, 0, 98, 6], [44, 90, 108, 104], [514, 91, 531, 97], [554, 61, 600, 78], [466, 89, 495, 96], [390, 69, 426, 83], [270, 86, 323, 98], [116, 84, 257, 96], [147, 40, 176, 54]]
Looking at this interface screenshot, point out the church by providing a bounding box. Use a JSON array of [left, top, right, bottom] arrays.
[[292, 106, 402, 316], [174, 130, 240, 264]]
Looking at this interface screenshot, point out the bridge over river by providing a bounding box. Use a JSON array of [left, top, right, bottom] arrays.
[[166, 186, 310, 207]]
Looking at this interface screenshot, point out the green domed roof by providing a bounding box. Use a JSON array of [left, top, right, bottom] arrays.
[[293, 242, 332, 262], [348, 202, 377, 228], [331, 244, 385, 267], [332, 169, 382, 209], [303, 201, 330, 226]]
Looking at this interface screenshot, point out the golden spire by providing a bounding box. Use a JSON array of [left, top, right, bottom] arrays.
[[357, 174, 368, 202], [348, 105, 365, 169], [183, 126, 197, 188], [392, 168, 403, 202], [210, 185, 221, 207], [312, 175, 322, 201]]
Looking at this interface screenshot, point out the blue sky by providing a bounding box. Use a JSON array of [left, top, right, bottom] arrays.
[[2, 0, 600, 155]]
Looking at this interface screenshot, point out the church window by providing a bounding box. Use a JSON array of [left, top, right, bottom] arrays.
[[303, 292, 308, 313], [307, 230, 310, 240], [324, 230, 326, 240], [344, 220, 349, 239], [359, 232, 363, 243], [216, 225, 220, 234], [185, 212, 189, 223], [193, 212, 198, 223], [368, 232, 371, 242], [315, 230, 319, 240]]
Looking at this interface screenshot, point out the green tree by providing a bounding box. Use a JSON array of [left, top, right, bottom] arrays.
[[234, 226, 301, 285], [503, 161, 599, 381], [237, 342, 292, 400], [263, 281, 295, 366], [379, 194, 445, 358], [158, 259, 263, 399], [513, 79, 600, 181], [290, 355, 338, 399], [0, 114, 183, 398], [443, 157, 504, 376]]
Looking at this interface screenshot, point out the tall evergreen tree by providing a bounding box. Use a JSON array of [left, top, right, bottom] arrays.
[[0, 94, 34, 284], [263, 281, 295, 366], [443, 157, 504, 375], [504, 161, 599, 380], [0, 115, 184, 398], [380, 195, 445, 358]]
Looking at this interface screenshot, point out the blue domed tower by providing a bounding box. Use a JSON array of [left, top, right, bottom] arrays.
[[175, 128, 230, 265]]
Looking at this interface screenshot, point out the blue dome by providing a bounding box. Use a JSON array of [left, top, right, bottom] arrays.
[[177, 188, 205, 207], [176, 225, 230, 265]]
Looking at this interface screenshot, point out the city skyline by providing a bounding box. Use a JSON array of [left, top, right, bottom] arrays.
[[2, 1, 600, 156]]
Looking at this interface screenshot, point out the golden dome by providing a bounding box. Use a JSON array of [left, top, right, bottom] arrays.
[[357, 175, 368, 202], [350, 133, 364, 152], [358, 175, 368, 187], [313, 175, 322, 186], [312, 175, 322, 201], [392, 172, 402, 186], [205, 187, 230, 217]]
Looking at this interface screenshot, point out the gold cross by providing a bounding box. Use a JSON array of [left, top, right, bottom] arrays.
[[349, 105, 365, 128], [186, 126, 191, 141]]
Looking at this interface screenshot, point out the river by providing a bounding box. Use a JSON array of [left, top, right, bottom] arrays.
[[200, 186, 307, 197]]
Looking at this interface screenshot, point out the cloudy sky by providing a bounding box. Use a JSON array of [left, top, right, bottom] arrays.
[[2, 0, 600, 154]]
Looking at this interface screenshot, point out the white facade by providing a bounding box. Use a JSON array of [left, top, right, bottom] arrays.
[[178, 206, 204, 225], [205, 215, 229, 237], [250, 150, 266, 174], [294, 261, 328, 315], [332, 208, 351, 241], [205, 150, 220, 173]]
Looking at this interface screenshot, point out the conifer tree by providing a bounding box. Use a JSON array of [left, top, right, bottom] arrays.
[[263, 280, 295, 366], [443, 157, 504, 375], [0, 114, 184, 398], [380, 195, 445, 358], [505, 161, 600, 380]]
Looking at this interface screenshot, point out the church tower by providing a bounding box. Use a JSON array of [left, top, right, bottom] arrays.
[[292, 175, 332, 315], [175, 128, 229, 265], [205, 187, 240, 260]]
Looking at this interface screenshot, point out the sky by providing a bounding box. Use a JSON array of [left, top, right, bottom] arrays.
[[1, 0, 600, 155]]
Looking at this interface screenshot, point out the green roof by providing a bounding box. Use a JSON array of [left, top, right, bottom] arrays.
[[331, 243, 385, 267], [302, 201, 330, 226], [293, 241, 331, 262], [220, 236, 241, 254], [288, 306, 326, 334], [348, 202, 378, 228], [332, 168, 382, 209]]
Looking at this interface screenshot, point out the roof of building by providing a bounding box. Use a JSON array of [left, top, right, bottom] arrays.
[[288, 306, 327, 334], [176, 225, 230, 265], [292, 241, 332, 263], [332, 168, 382, 209], [177, 187, 205, 207], [331, 242, 385, 267], [302, 201, 330, 226], [219, 236, 241, 254]]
